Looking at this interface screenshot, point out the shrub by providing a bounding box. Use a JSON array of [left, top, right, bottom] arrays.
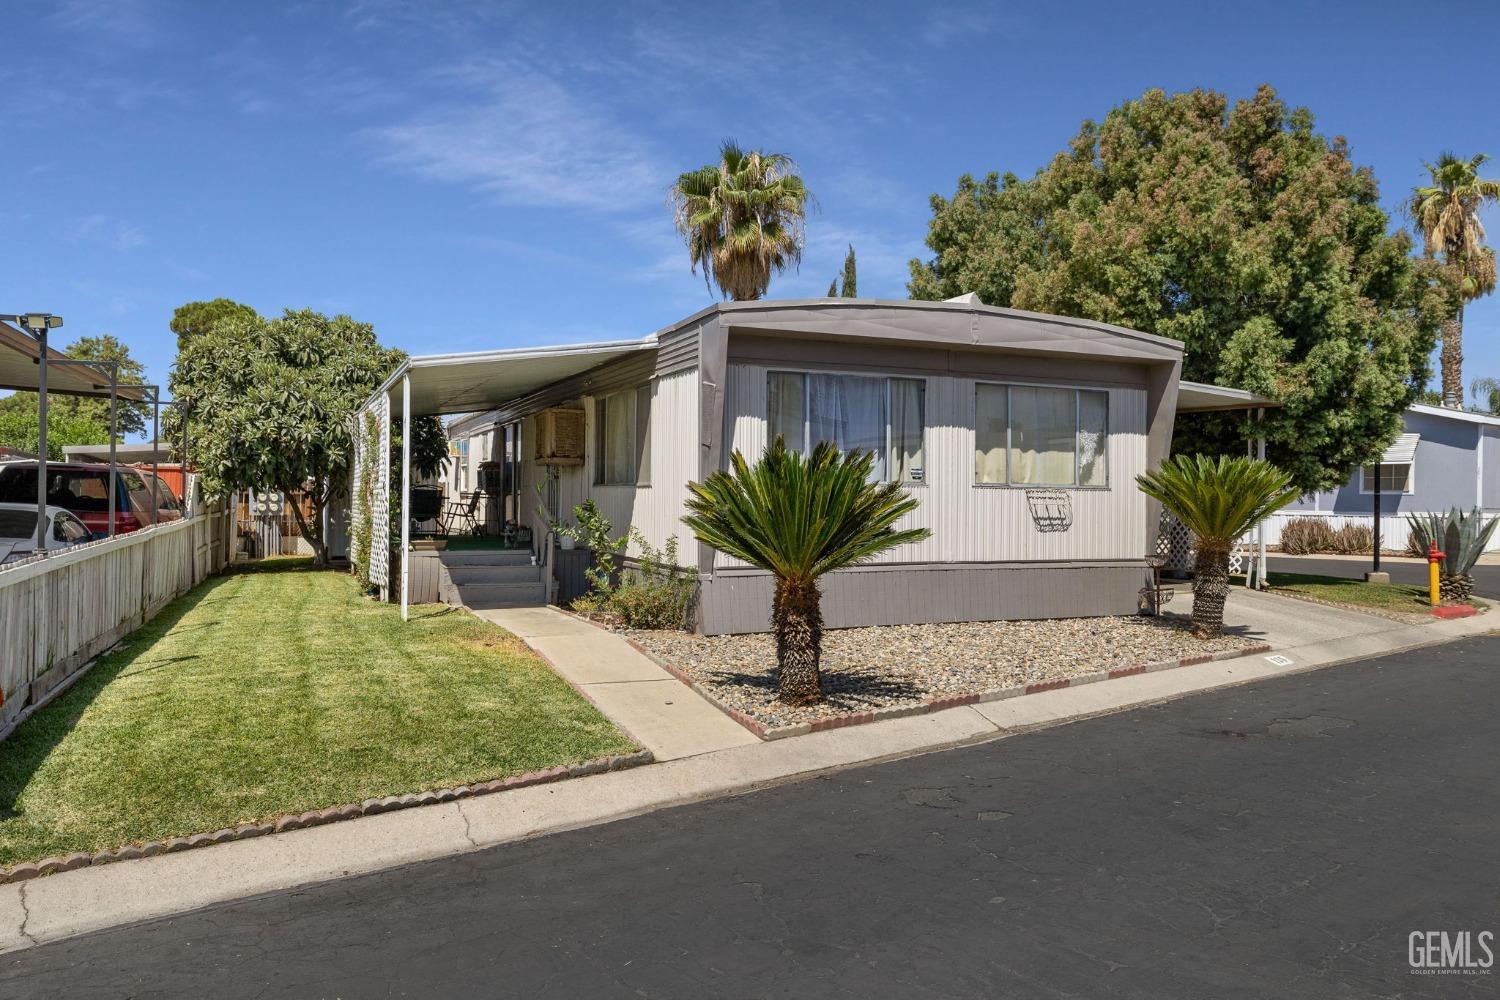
[[1278, 517, 1336, 555], [572, 532, 696, 631], [601, 533, 695, 630], [1328, 523, 1373, 555]]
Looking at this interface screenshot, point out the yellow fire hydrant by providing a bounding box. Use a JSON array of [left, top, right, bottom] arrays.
[[1427, 541, 1444, 607]]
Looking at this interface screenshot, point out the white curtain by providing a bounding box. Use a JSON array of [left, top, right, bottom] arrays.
[[1078, 391, 1108, 486], [890, 379, 925, 482], [808, 374, 886, 480], [974, 384, 1008, 484], [768, 372, 805, 452], [601, 391, 635, 484], [1009, 386, 1076, 485]]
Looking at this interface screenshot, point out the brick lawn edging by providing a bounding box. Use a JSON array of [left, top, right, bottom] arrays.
[[623, 636, 1275, 741], [0, 749, 654, 886]]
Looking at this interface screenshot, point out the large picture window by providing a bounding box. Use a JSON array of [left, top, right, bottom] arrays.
[[973, 384, 1109, 487], [767, 372, 925, 483], [596, 384, 652, 486]]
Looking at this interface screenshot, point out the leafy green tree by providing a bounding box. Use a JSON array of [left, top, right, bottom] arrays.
[[840, 244, 857, 297], [167, 308, 446, 566], [682, 439, 930, 704], [670, 141, 811, 301], [0, 333, 150, 450], [169, 298, 259, 353], [1136, 455, 1297, 637], [910, 85, 1450, 493], [0, 393, 113, 459], [827, 278, 838, 297], [1409, 153, 1500, 405]]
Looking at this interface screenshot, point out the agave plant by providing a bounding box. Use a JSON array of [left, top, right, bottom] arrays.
[[682, 439, 930, 704], [1405, 507, 1499, 602], [1136, 455, 1298, 638]]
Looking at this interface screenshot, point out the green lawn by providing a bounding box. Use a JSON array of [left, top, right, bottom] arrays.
[[0, 559, 636, 868], [1258, 571, 1460, 614]]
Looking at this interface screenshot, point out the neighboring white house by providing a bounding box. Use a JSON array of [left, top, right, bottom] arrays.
[[351, 297, 1273, 633]]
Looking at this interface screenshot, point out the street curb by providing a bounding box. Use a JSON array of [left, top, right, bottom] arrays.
[[1431, 605, 1478, 619], [0, 749, 654, 886], [623, 635, 1274, 741]]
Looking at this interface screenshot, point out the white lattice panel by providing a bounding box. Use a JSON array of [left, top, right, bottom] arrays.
[[369, 394, 390, 590]]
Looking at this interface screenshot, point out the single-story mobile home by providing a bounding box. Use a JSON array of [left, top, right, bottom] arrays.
[[1269, 402, 1500, 550], [353, 297, 1272, 633]]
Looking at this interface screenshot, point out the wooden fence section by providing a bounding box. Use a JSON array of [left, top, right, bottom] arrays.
[[0, 504, 233, 741]]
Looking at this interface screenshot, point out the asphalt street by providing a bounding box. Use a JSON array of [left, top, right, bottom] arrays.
[[5, 636, 1497, 998], [1267, 554, 1500, 595]]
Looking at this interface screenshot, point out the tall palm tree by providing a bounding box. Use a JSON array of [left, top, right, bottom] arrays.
[[683, 439, 930, 704], [670, 141, 811, 301], [1136, 455, 1298, 638], [1410, 153, 1500, 405]]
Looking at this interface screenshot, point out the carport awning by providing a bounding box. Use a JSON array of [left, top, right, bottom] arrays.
[[0, 321, 151, 400], [372, 338, 656, 420], [1380, 433, 1419, 465], [1175, 380, 1280, 413]]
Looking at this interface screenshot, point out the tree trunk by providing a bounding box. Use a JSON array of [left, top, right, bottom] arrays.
[[1440, 307, 1464, 407], [772, 575, 823, 704], [1190, 540, 1232, 638], [285, 489, 328, 567]]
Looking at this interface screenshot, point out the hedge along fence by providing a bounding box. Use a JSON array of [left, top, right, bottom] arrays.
[[0, 503, 233, 742]]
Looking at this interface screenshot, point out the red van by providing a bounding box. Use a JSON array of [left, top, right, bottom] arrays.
[[0, 461, 183, 537]]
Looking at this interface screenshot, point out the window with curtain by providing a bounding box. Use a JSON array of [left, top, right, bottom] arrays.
[[975, 384, 1008, 484], [973, 384, 1110, 486], [766, 372, 924, 483], [596, 384, 652, 486]]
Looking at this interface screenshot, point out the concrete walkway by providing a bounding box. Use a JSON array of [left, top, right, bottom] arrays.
[[469, 606, 758, 761], [1, 593, 1491, 955]]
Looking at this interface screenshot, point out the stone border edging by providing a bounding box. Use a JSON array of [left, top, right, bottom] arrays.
[[624, 636, 1274, 741], [0, 749, 654, 886]]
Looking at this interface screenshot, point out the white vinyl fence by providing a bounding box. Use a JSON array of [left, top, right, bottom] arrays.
[[1260, 510, 1500, 554], [0, 504, 233, 740]]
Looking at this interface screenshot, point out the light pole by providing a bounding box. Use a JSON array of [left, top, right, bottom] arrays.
[[1, 312, 64, 552]]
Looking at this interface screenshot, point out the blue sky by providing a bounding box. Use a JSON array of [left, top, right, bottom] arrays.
[[5, 0, 1498, 424]]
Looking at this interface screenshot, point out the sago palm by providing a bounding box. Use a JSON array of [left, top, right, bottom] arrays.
[[670, 141, 811, 301], [1136, 455, 1297, 638], [1410, 152, 1500, 405], [682, 439, 930, 704]]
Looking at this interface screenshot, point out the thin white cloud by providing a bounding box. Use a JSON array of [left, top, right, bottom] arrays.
[[369, 64, 661, 211], [70, 214, 147, 252], [920, 4, 999, 47], [50, 0, 158, 46]]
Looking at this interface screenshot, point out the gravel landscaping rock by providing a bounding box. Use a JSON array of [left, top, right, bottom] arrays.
[[626, 617, 1256, 729]]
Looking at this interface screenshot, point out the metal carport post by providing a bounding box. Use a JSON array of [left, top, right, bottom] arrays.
[[400, 372, 411, 621]]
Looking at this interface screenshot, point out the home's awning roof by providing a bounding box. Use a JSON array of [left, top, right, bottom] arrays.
[[0, 320, 151, 400], [1175, 380, 1280, 413], [1380, 432, 1420, 465], [371, 337, 657, 420]]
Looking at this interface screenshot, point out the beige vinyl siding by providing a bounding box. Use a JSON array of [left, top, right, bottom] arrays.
[[521, 367, 700, 565], [720, 363, 1148, 568]]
